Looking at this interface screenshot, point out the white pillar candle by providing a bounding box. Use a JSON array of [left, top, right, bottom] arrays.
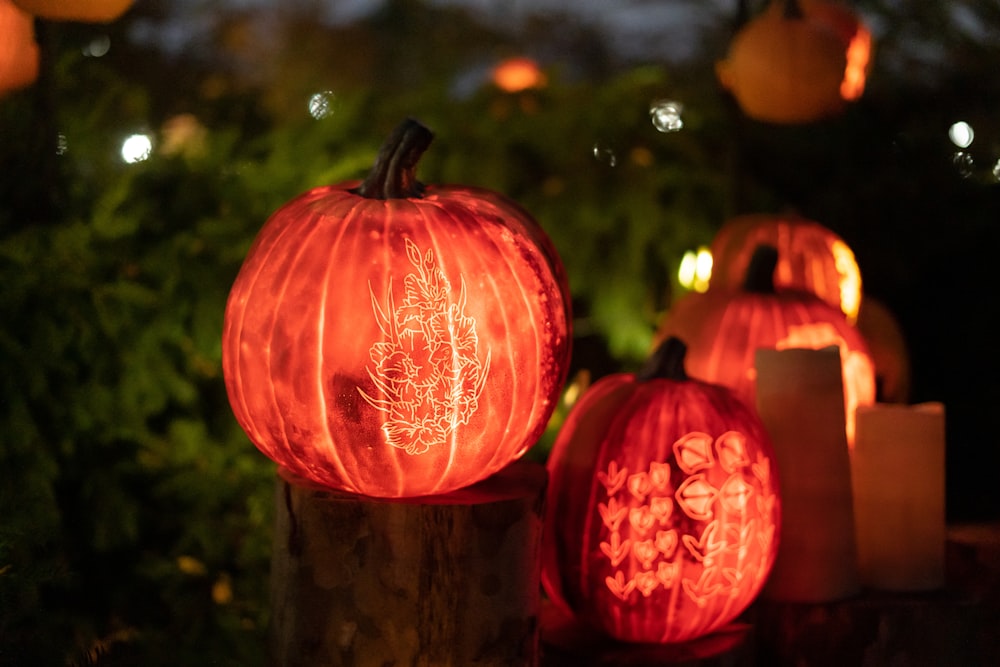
[[755, 347, 860, 602], [852, 402, 946, 591]]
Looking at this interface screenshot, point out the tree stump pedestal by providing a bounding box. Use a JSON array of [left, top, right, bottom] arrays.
[[269, 461, 547, 667]]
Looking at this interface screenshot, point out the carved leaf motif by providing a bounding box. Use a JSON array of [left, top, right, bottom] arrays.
[[682, 520, 724, 564], [719, 474, 754, 514], [600, 532, 631, 567], [716, 431, 750, 473], [751, 453, 771, 487], [673, 432, 715, 474], [682, 568, 723, 608], [656, 560, 679, 588], [598, 497, 628, 532], [606, 571, 636, 601], [675, 474, 718, 520], [597, 461, 628, 496]]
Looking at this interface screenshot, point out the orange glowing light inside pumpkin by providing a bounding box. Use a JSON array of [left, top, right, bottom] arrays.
[[776, 322, 876, 445], [492, 57, 547, 93], [840, 27, 871, 100], [832, 239, 862, 323]]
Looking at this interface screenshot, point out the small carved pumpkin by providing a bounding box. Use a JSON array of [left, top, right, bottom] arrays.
[[12, 0, 133, 22], [222, 119, 572, 498], [707, 213, 862, 323], [542, 337, 781, 643], [656, 245, 875, 444], [0, 0, 38, 97], [717, 0, 867, 124]]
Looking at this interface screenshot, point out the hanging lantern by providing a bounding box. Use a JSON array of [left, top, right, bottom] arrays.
[[0, 0, 38, 97], [655, 245, 875, 444], [12, 0, 133, 22], [707, 213, 862, 323], [716, 0, 871, 124], [222, 119, 572, 498], [542, 337, 781, 644]]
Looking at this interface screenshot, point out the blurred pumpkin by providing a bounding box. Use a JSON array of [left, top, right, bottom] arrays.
[[12, 0, 132, 22], [542, 337, 781, 643], [707, 213, 862, 323], [716, 0, 868, 123], [656, 245, 875, 444], [0, 0, 38, 97], [856, 296, 911, 403], [222, 119, 572, 498]]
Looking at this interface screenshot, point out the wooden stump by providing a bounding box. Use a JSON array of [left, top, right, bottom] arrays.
[[269, 461, 547, 667]]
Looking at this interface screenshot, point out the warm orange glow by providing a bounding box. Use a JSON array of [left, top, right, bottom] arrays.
[[831, 239, 861, 322], [492, 56, 547, 93], [0, 0, 39, 97], [776, 322, 876, 445], [12, 0, 133, 22], [543, 340, 780, 644], [840, 28, 871, 100]]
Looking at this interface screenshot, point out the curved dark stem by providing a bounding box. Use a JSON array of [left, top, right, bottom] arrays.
[[784, 0, 804, 20], [636, 337, 689, 383], [743, 244, 780, 294], [356, 118, 434, 200]]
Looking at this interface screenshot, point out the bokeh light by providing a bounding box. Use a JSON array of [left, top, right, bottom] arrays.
[[121, 133, 152, 163], [948, 121, 974, 148], [650, 99, 683, 133]]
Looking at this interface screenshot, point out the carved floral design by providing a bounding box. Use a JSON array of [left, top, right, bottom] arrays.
[[359, 239, 490, 455], [596, 430, 777, 614]]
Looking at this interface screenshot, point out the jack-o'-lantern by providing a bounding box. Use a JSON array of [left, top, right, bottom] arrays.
[[707, 213, 862, 323], [656, 245, 874, 444], [222, 118, 572, 498], [0, 0, 38, 97], [716, 0, 870, 123], [12, 0, 133, 22], [542, 337, 781, 643]]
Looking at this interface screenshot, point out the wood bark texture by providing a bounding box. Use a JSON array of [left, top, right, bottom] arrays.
[[269, 461, 547, 667]]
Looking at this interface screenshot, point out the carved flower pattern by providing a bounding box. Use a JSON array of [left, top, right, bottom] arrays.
[[359, 238, 490, 455]]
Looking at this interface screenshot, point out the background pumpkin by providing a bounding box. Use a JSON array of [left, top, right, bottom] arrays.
[[716, 0, 851, 124], [707, 213, 862, 323], [0, 0, 38, 97], [12, 0, 133, 22], [542, 337, 781, 644], [656, 245, 875, 444], [222, 119, 572, 498]]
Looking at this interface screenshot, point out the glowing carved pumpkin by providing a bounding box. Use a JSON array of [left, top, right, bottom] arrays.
[[656, 245, 875, 444], [542, 337, 781, 643], [12, 0, 132, 22], [492, 56, 546, 93], [0, 0, 38, 97], [716, 0, 869, 124], [222, 119, 572, 498], [707, 213, 863, 323]]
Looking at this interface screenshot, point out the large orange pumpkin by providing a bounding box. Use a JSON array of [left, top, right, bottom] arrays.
[[0, 0, 38, 97], [716, 0, 868, 124], [656, 245, 875, 444], [542, 337, 781, 643], [12, 0, 132, 22], [222, 119, 572, 498], [707, 213, 862, 323]]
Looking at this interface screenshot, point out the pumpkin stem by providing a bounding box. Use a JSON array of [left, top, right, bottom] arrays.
[[357, 118, 434, 199], [783, 0, 804, 20], [636, 337, 689, 382], [743, 244, 779, 294]]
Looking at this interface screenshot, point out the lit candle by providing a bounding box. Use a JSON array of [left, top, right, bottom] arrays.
[[755, 346, 860, 602], [852, 402, 946, 591]]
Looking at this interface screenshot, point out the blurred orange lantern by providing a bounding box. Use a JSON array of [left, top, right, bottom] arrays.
[[0, 0, 38, 97], [716, 0, 870, 123], [12, 0, 132, 22], [542, 337, 781, 643], [656, 245, 875, 444], [492, 56, 546, 93], [222, 119, 572, 498], [707, 213, 863, 323]]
